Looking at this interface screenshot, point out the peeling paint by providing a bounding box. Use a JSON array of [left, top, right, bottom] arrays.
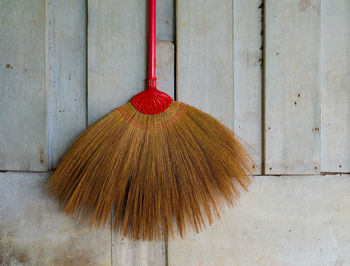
[[5, 64, 13, 70], [299, 0, 311, 11]]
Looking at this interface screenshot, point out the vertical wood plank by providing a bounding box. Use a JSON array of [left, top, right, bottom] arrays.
[[88, 1, 169, 265], [88, 0, 147, 125], [157, 0, 174, 41], [176, 0, 235, 129], [320, 0, 350, 172], [0, 0, 47, 171], [233, 0, 263, 171], [265, 0, 321, 174], [48, 0, 87, 169], [176, 0, 262, 168], [176, 0, 263, 163], [157, 41, 175, 98]]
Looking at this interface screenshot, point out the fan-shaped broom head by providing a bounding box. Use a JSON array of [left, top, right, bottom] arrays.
[[46, 0, 254, 241], [46, 88, 254, 241]]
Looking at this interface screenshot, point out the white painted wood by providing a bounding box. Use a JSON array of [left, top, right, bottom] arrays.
[[0, 0, 47, 171], [168, 174, 350, 266], [176, 0, 262, 170], [176, 0, 235, 128], [320, 0, 350, 173], [265, 0, 321, 174], [157, 41, 175, 98], [88, 2, 172, 264], [48, 0, 87, 169], [233, 0, 263, 172], [0, 0, 86, 171], [88, 0, 147, 125], [157, 0, 174, 41], [0, 172, 111, 265]]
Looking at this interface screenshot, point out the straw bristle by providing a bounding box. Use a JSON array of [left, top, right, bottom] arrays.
[[46, 101, 254, 241]]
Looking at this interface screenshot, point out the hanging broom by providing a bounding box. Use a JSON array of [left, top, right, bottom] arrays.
[[46, 0, 254, 241]]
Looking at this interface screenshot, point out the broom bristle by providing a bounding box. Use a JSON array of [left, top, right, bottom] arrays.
[[46, 101, 254, 241]]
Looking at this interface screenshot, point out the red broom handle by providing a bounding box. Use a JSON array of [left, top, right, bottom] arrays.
[[147, 0, 157, 90]]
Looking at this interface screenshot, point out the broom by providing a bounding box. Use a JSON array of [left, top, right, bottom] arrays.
[[46, 0, 254, 241]]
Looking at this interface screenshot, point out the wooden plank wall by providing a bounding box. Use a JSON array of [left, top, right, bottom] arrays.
[[176, 0, 262, 170], [265, 0, 321, 175], [265, 0, 350, 175], [233, 0, 263, 170], [0, 0, 47, 171], [1, 0, 173, 265], [48, 0, 87, 169], [320, 0, 350, 173], [168, 0, 350, 265], [1, 0, 350, 265], [0, 0, 111, 265]]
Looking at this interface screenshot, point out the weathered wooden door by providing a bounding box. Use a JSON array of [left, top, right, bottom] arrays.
[[1, 0, 349, 265]]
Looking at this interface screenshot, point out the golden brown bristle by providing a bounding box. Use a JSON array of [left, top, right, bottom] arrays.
[[46, 101, 254, 241]]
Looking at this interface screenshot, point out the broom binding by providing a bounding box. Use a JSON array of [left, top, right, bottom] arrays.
[[147, 77, 157, 89]]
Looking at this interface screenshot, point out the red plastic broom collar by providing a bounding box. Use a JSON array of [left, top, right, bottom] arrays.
[[131, 0, 173, 115]]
